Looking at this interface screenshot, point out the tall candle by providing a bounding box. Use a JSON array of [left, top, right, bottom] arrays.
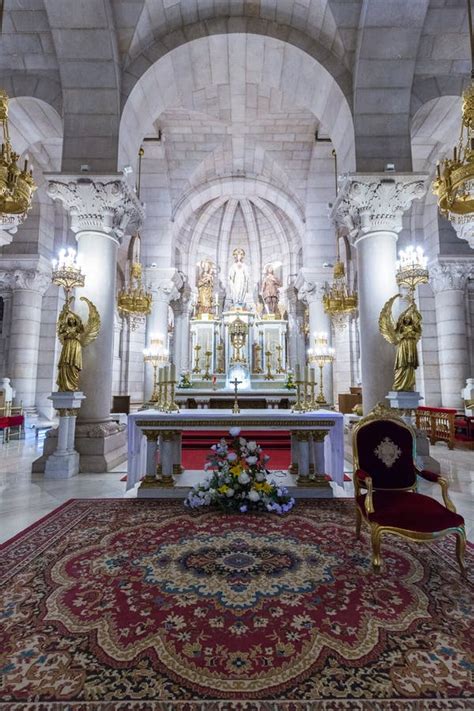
[[163, 365, 169, 382], [158, 367, 163, 383], [295, 364, 301, 380], [170, 363, 176, 381]]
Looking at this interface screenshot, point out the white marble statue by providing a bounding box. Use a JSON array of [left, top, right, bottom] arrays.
[[228, 248, 250, 307]]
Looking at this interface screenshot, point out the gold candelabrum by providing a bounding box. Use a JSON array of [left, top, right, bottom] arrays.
[[264, 350, 275, 380], [149, 363, 180, 412], [143, 336, 169, 405], [0, 89, 36, 219], [230, 317, 248, 364], [117, 260, 152, 330], [323, 259, 358, 331], [307, 332, 335, 407], [395, 245, 429, 302], [252, 341, 263, 374], [275, 344, 285, 374], [291, 364, 317, 412], [216, 342, 225, 374], [192, 343, 202, 374], [51, 247, 85, 298], [203, 350, 213, 380]]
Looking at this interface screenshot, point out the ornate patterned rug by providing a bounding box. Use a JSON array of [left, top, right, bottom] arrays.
[[0, 499, 472, 710]]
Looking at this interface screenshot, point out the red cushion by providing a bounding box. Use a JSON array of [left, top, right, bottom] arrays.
[[354, 420, 416, 489], [7, 415, 24, 427], [0, 417, 9, 429], [356, 491, 464, 533]]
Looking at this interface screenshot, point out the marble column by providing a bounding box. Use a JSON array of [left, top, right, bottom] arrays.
[[3, 267, 51, 412], [332, 174, 427, 413], [144, 267, 183, 400], [295, 270, 334, 405], [47, 175, 144, 471], [430, 261, 474, 409], [173, 290, 193, 376]]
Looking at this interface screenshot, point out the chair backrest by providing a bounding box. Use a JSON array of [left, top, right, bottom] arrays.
[[353, 416, 416, 489]]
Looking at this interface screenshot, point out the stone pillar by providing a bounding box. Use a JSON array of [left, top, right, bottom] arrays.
[[173, 292, 193, 376], [430, 261, 474, 409], [44, 391, 86, 478], [332, 174, 427, 413], [295, 271, 334, 405], [144, 267, 183, 400], [47, 175, 144, 471], [5, 268, 51, 412]]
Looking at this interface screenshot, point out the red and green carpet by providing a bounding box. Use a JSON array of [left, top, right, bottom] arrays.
[[0, 499, 472, 710]]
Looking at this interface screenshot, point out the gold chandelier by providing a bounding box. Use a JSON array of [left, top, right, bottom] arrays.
[[432, 0, 474, 237], [117, 258, 152, 329], [0, 89, 36, 217]]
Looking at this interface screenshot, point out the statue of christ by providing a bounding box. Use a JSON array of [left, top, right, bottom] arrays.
[[228, 247, 249, 307]]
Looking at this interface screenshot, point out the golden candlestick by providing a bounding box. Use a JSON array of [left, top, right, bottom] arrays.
[[264, 350, 275, 380], [231, 376, 242, 414], [275, 344, 285, 374], [192, 344, 202, 374], [202, 350, 213, 380], [252, 342, 263, 373], [216, 342, 225, 374]]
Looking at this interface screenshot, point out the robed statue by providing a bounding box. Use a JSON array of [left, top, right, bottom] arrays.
[[228, 248, 249, 307], [196, 259, 215, 316], [56, 296, 101, 391], [261, 264, 282, 315], [379, 294, 422, 391]]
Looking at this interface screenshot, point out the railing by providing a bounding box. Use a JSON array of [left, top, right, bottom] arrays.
[[415, 406, 456, 450]]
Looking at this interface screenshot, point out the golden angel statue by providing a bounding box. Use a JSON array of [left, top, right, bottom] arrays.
[[56, 296, 101, 392], [379, 294, 422, 392], [196, 259, 215, 317]]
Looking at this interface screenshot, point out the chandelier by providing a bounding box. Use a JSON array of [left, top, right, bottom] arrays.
[[143, 336, 169, 403], [395, 245, 429, 299], [0, 89, 36, 218], [432, 0, 474, 245], [117, 259, 152, 330], [52, 247, 85, 297], [116, 148, 152, 330]]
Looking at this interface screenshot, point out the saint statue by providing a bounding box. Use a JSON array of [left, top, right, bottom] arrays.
[[261, 264, 282, 315], [379, 295, 422, 391], [228, 248, 249, 307], [56, 296, 100, 392], [196, 259, 215, 316]]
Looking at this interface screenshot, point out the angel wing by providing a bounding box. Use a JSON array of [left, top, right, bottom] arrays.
[[378, 293, 400, 345], [79, 296, 101, 347]]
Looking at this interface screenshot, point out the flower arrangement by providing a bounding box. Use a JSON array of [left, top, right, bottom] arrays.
[[185, 427, 295, 514]]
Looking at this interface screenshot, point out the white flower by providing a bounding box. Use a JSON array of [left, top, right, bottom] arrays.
[[238, 471, 250, 485], [247, 440, 257, 452], [246, 455, 258, 465], [255, 471, 266, 482], [226, 488, 235, 497], [227, 452, 237, 462], [239, 437, 247, 446], [229, 427, 241, 437], [248, 489, 260, 502]]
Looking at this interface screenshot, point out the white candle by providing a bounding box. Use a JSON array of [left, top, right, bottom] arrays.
[[295, 364, 301, 380], [170, 363, 176, 381]]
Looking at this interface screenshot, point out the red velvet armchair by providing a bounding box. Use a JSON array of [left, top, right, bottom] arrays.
[[352, 406, 466, 575]]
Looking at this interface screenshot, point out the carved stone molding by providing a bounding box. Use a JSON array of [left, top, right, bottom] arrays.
[[145, 266, 184, 304], [430, 261, 474, 293], [0, 268, 51, 294], [47, 175, 145, 239], [294, 269, 326, 305], [450, 216, 474, 249], [331, 173, 427, 239]]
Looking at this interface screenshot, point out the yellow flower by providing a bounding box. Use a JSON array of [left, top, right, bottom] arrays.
[[218, 484, 229, 494], [230, 464, 243, 477]]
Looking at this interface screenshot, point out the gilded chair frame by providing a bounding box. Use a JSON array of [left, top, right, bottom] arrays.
[[352, 404, 466, 576]]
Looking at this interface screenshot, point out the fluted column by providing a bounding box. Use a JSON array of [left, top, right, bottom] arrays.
[[430, 261, 474, 409], [1, 267, 51, 411], [48, 176, 144, 424], [144, 267, 183, 400], [332, 174, 426, 413]]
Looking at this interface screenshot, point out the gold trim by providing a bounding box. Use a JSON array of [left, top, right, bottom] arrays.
[[311, 430, 329, 442], [136, 418, 336, 428]]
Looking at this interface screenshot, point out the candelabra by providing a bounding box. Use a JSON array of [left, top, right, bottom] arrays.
[[203, 350, 213, 380], [264, 350, 275, 380], [192, 344, 202, 374], [292, 364, 306, 412], [275, 344, 285, 373], [51, 248, 85, 297], [395, 245, 429, 301], [143, 336, 169, 406], [117, 260, 152, 330], [308, 332, 335, 406]]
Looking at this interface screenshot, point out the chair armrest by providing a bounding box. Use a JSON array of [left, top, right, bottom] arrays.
[[416, 467, 456, 513], [355, 469, 374, 514]]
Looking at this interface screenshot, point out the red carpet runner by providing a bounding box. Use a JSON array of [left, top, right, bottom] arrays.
[[0, 499, 472, 709], [182, 429, 291, 470]]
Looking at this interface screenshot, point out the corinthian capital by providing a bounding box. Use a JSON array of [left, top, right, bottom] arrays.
[[331, 173, 427, 239], [430, 260, 474, 293], [294, 268, 326, 304], [47, 174, 145, 239], [0, 267, 51, 294], [145, 266, 184, 303]]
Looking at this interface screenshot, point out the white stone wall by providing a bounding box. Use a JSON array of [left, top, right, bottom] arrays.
[[416, 283, 442, 407], [35, 284, 62, 420]]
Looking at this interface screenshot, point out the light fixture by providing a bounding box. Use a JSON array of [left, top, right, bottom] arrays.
[[116, 149, 152, 329], [0, 89, 36, 224], [323, 150, 358, 330], [432, 0, 474, 246], [395, 245, 429, 299], [51, 247, 85, 297], [143, 335, 169, 403], [307, 332, 335, 406]]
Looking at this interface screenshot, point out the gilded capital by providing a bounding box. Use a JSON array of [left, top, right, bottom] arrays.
[[331, 173, 427, 240], [47, 175, 145, 240]]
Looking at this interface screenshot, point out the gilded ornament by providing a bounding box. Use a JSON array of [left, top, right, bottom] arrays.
[[56, 296, 101, 392], [379, 295, 422, 392]]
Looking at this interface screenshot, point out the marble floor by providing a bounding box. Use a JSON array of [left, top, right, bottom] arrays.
[[0, 429, 472, 545]]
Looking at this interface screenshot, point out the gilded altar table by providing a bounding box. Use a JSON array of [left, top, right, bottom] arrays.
[[127, 408, 344, 493]]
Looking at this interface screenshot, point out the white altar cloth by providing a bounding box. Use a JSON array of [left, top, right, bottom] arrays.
[[127, 408, 344, 490]]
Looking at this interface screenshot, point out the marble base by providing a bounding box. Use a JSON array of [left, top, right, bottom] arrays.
[[386, 390, 422, 411], [44, 452, 80, 479]]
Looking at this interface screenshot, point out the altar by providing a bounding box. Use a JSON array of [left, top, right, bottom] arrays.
[[127, 408, 344, 494]]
